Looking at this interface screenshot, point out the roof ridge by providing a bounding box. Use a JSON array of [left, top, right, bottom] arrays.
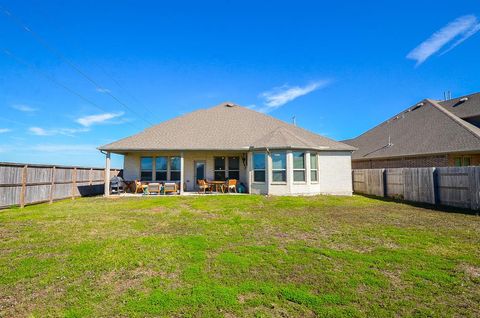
[[427, 98, 480, 141], [239, 105, 354, 149]]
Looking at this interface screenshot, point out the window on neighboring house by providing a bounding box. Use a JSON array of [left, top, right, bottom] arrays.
[[253, 153, 266, 182], [155, 157, 167, 180], [170, 157, 181, 180], [214, 156, 226, 180], [454, 156, 472, 166], [293, 152, 306, 182], [310, 153, 318, 182], [140, 157, 153, 181], [228, 156, 240, 180], [271, 152, 286, 182]]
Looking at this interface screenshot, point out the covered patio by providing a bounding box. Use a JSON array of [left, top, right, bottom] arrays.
[[103, 150, 249, 196]]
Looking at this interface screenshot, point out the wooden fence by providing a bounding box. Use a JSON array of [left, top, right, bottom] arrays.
[[353, 167, 480, 210], [0, 162, 120, 209]]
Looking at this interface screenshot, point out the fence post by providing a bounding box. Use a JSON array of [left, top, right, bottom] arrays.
[[20, 165, 27, 208], [381, 168, 386, 197], [72, 167, 77, 200], [468, 166, 480, 211], [49, 166, 56, 204], [89, 168, 93, 186]]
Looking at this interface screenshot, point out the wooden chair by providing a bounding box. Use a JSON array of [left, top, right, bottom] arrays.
[[197, 179, 212, 194], [163, 182, 178, 195], [148, 182, 161, 195], [134, 180, 144, 194], [224, 179, 237, 193]]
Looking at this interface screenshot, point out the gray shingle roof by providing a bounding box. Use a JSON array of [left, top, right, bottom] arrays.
[[438, 92, 480, 119], [99, 102, 355, 152], [344, 97, 480, 160]]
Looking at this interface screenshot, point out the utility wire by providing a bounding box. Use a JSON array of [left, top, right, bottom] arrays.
[[0, 5, 154, 126], [2, 49, 142, 130]]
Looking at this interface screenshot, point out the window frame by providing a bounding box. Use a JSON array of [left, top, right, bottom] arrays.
[[214, 156, 226, 181], [169, 156, 181, 181], [253, 152, 266, 183], [271, 151, 287, 183], [140, 156, 153, 181], [228, 156, 240, 180], [293, 151, 306, 183], [310, 153, 318, 183], [155, 156, 168, 181]]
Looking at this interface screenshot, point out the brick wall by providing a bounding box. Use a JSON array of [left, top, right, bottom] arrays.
[[352, 155, 449, 169]]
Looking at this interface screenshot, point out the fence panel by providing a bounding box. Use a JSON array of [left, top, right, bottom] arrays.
[[385, 168, 404, 199], [353, 166, 480, 210], [403, 168, 435, 204], [436, 167, 480, 210], [0, 162, 120, 209]]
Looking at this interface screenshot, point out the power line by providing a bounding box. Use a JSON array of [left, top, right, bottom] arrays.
[[2, 48, 142, 130], [0, 4, 154, 126]]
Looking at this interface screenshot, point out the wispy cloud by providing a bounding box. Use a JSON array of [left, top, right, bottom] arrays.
[[407, 15, 480, 66], [96, 87, 111, 93], [257, 80, 330, 113], [11, 104, 37, 113], [0, 128, 12, 134], [76, 112, 124, 127], [29, 126, 89, 137]]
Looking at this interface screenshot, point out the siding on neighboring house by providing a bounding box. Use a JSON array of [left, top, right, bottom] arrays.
[[352, 153, 480, 169]]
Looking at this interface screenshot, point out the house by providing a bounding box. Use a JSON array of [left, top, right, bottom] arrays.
[[344, 92, 480, 169], [98, 102, 355, 195]]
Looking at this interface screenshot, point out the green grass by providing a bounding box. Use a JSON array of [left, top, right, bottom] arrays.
[[0, 195, 479, 317]]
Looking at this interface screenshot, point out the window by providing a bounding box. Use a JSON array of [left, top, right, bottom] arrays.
[[310, 153, 318, 182], [293, 152, 306, 182], [253, 153, 266, 182], [140, 157, 153, 181], [170, 157, 181, 180], [214, 157, 226, 180], [271, 152, 286, 182], [454, 156, 472, 166], [155, 157, 167, 180], [228, 156, 240, 180]]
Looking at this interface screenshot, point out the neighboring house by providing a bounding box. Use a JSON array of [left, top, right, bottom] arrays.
[[344, 92, 480, 169], [99, 102, 355, 195]]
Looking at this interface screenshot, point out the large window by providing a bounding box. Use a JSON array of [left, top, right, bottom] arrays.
[[253, 153, 266, 182], [170, 157, 181, 181], [214, 157, 226, 180], [228, 156, 240, 180], [293, 152, 306, 182], [271, 152, 286, 182], [140, 157, 153, 181], [155, 157, 167, 180], [310, 153, 318, 182]]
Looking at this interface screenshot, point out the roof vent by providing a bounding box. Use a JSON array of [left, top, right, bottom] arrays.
[[459, 97, 469, 103], [225, 103, 235, 107], [411, 102, 423, 111]]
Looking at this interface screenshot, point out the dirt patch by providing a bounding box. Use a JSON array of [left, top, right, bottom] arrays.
[[458, 263, 480, 279]]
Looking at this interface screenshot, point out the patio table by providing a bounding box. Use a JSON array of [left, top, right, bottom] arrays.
[[207, 180, 225, 193]]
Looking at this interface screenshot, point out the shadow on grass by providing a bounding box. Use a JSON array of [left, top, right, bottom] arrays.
[[355, 193, 480, 216]]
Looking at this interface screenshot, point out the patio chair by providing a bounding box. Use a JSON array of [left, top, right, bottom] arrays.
[[148, 182, 161, 195], [224, 179, 237, 193], [134, 180, 144, 194], [163, 182, 178, 195], [197, 179, 212, 194]]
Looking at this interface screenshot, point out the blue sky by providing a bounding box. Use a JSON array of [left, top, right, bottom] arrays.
[[1, 1, 479, 168]]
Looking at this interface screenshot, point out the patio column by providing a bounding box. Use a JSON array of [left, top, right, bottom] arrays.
[[180, 152, 184, 194], [247, 151, 253, 194], [104, 151, 111, 197]]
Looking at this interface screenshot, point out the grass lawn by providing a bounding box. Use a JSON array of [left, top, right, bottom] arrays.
[[0, 195, 479, 317]]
